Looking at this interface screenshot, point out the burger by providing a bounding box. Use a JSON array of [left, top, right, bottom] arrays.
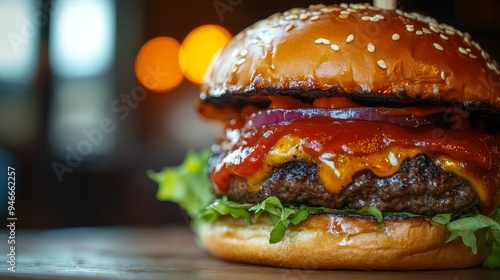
[[149, 3, 500, 270]]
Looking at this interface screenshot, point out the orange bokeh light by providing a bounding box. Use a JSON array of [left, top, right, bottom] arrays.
[[179, 25, 231, 85], [135, 36, 184, 92]]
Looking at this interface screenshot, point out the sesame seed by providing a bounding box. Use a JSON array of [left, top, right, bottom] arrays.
[[370, 16, 380, 22], [375, 14, 385, 20], [395, 9, 404, 15], [330, 44, 340, 51], [320, 7, 335, 13], [433, 43, 444, 51], [299, 13, 309, 20], [416, 14, 428, 23], [491, 61, 500, 75], [351, 3, 365, 9], [466, 48, 472, 53], [310, 4, 325, 9], [458, 47, 468, 55], [346, 34, 354, 43], [474, 42, 482, 51], [403, 12, 415, 19], [392, 33, 400, 41], [340, 3, 348, 8], [440, 34, 449, 40], [422, 28, 432, 34], [429, 25, 440, 33], [406, 25, 415, 32], [231, 49, 240, 57], [361, 16, 371, 21], [284, 8, 300, 16], [464, 36, 471, 46], [339, 14, 349, 19], [340, 10, 350, 15], [377, 59, 388, 69], [232, 66, 239, 73], [444, 25, 455, 32], [355, 3, 367, 10], [314, 38, 330, 44], [416, 30, 423, 36], [367, 43, 375, 52], [444, 29, 455, 36], [285, 23, 294, 32], [268, 20, 279, 28], [487, 62, 494, 71], [310, 15, 320, 21], [240, 49, 248, 57], [440, 71, 446, 81], [423, 17, 432, 24], [284, 14, 298, 20], [481, 50, 490, 60], [469, 53, 477, 59], [236, 58, 246, 65]]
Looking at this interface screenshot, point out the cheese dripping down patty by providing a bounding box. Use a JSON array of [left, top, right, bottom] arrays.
[[244, 134, 487, 203]]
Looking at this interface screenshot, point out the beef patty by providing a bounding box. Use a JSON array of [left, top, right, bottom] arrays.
[[213, 154, 478, 216]]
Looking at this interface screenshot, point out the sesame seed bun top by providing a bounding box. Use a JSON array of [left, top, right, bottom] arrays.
[[199, 3, 500, 114]]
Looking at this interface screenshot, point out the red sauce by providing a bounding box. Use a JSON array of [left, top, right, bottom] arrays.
[[212, 117, 500, 214]]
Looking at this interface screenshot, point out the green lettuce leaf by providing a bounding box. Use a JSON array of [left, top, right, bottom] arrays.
[[147, 150, 212, 219], [431, 213, 452, 224], [484, 243, 500, 269], [484, 209, 500, 269], [446, 214, 499, 254], [202, 196, 253, 224], [202, 196, 384, 244], [430, 208, 500, 268], [150, 150, 500, 269]]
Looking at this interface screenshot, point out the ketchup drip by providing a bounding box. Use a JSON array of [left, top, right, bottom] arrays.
[[212, 117, 500, 214]]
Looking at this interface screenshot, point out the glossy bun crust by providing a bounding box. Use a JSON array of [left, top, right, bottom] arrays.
[[200, 3, 500, 113], [199, 214, 491, 270]]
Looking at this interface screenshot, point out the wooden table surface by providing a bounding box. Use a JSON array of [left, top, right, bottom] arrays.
[[0, 226, 499, 279]]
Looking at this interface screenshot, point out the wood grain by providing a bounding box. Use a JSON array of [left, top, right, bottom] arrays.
[[0, 226, 498, 279]]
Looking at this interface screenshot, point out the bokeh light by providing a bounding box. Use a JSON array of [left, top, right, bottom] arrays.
[[135, 36, 184, 92], [179, 24, 231, 85], [49, 0, 115, 78], [0, 0, 39, 84]]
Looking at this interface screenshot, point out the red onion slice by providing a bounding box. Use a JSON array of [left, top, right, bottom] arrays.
[[248, 108, 447, 128]]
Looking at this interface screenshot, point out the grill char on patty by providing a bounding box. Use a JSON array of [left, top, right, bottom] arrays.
[[211, 153, 478, 216]]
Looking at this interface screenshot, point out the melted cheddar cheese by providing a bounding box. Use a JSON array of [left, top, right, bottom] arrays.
[[245, 135, 486, 196], [435, 157, 488, 209], [212, 111, 500, 214]]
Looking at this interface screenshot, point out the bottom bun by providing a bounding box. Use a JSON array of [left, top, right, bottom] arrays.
[[198, 213, 491, 270]]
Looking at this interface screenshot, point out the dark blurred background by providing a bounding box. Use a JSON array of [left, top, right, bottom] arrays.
[[0, 0, 499, 229]]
